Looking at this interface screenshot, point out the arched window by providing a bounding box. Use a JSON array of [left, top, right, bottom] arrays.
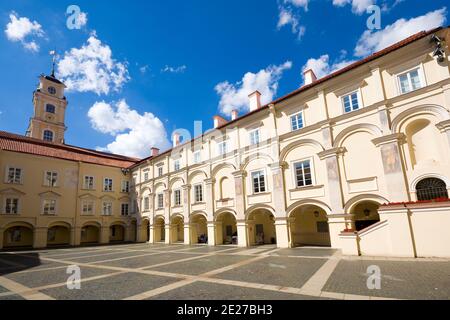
[[416, 178, 449, 201], [43, 130, 54, 142], [46, 104, 56, 114]]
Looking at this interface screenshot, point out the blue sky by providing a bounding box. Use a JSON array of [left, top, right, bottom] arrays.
[[0, 0, 448, 157]]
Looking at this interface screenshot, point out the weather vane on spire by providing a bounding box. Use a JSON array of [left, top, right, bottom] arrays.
[[49, 50, 58, 77]]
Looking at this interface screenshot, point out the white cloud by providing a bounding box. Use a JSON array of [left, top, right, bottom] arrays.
[[354, 7, 447, 57], [161, 65, 187, 73], [88, 99, 170, 158], [139, 65, 150, 74], [285, 0, 309, 11], [215, 61, 293, 115], [332, 0, 376, 14], [4, 12, 44, 52], [302, 54, 356, 80], [56, 34, 130, 95], [277, 5, 306, 39], [77, 12, 88, 28]]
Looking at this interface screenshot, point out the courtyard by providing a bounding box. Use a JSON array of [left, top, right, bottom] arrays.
[[0, 243, 449, 300]]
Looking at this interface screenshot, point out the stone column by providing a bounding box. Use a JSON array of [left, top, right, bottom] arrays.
[[149, 225, 155, 244], [318, 148, 346, 214], [236, 220, 248, 247], [269, 162, 287, 217], [164, 189, 171, 244], [0, 227, 4, 249], [71, 227, 80, 246], [182, 184, 191, 218], [100, 226, 110, 244], [372, 134, 409, 203], [204, 179, 215, 221], [184, 223, 190, 245], [274, 217, 290, 248], [164, 224, 171, 244], [207, 221, 217, 246], [124, 224, 131, 242], [33, 227, 48, 249]]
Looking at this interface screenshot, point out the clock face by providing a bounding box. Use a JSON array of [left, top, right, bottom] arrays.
[[48, 86, 56, 95]]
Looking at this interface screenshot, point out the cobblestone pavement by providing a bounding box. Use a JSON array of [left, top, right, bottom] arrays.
[[0, 243, 449, 300]]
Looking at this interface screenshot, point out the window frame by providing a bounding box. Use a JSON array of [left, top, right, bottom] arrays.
[[143, 196, 150, 211], [102, 201, 113, 216], [84, 176, 95, 190], [43, 130, 54, 142], [174, 159, 181, 171], [193, 184, 204, 203], [292, 158, 315, 188], [42, 199, 57, 216], [396, 66, 426, 95], [193, 151, 201, 164], [173, 189, 182, 207], [121, 203, 130, 216], [5, 167, 23, 184], [341, 90, 362, 114], [81, 200, 95, 215], [217, 141, 228, 156], [103, 178, 113, 192], [4, 197, 19, 215], [45, 104, 56, 114], [249, 128, 261, 146], [290, 110, 305, 132], [121, 180, 130, 193], [44, 171, 58, 187], [157, 166, 163, 177], [251, 169, 267, 194], [157, 193, 164, 209]]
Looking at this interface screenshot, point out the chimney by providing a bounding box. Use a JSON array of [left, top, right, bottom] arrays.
[[248, 91, 262, 112], [303, 69, 317, 86], [172, 132, 181, 147], [213, 115, 227, 129], [231, 110, 238, 121], [151, 147, 159, 157]]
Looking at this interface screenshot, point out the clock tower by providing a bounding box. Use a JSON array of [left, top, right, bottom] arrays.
[[26, 70, 68, 144]]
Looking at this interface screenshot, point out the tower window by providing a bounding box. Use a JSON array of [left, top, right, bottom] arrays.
[[46, 104, 56, 114], [43, 130, 54, 142], [48, 87, 56, 95]]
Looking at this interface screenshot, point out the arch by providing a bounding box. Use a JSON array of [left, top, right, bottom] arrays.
[[190, 213, 208, 244], [415, 177, 449, 201], [153, 215, 166, 243], [391, 104, 450, 133], [215, 211, 238, 245], [188, 170, 208, 183], [289, 204, 331, 247], [410, 173, 450, 190], [212, 163, 236, 177], [47, 223, 71, 247], [333, 123, 383, 148], [80, 223, 100, 244], [140, 186, 152, 195], [246, 207, 276, 246], [47, 221, 72, 229], [280, 139, 325, 162], [2, 221, 35, 230], [153, 181, 167, 191], [109, 223, 126, 242], [344, 194, 389, 213], [350, 200, 382, 232], [3, 223, 34, 248], [169, 214, 184, 243], [240, 153, 274, 171], [245, 204, 275, 220], [286, 199, 332, 217], [214, 208, 238, 221], [169, 176, 185, 189], [190, 211, 208, 220], [109, 220, 127, 227], [82, 221, 102, 228]]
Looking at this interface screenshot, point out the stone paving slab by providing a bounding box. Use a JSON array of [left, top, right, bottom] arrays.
[[41, 272, 179, 300], [0, 294, 25, 300], [0, 254, 67, 275], [148, 255, 252, 275], [271, 248, 338, 257], [150, 245, 193, 251], [179, 246, 238, 253], [323, 260, 450, 300], [5, 266, 116, 289], [96, 253, 201, 268], [213, 257, 327, 289], [0, 285, 8, 293], [65, 251, 152, 263], [150, 281, 328, 300]]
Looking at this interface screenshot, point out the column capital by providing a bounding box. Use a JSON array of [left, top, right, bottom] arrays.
[[436, 119, 450, 133], [232, 170, 247, 178], [317, 147, 346, 160], [372, 133, 406, 147], [182, 184, 192, 191], [204, 178, 216, 185], [269, 161, 288, 171]]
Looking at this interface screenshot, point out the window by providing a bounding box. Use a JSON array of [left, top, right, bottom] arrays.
[[84, 176, 94, 189], [249, 129, 260, 145], [46, 104, 56, 114], [103, 178, 113, 192], [121, 203, 129, 216], [194, 184, 203, 203], [48, 86, 56, 95], [251, 170, 266, 194], [193, 151, 201, 164], [342, 92, 360, 113], [157, 193, 164, 209], [6, 167, 22, 184], [121, 180, 130, 193], [144, 171, 149, 181], [416, 178, 449, 201], [144, 197, 150, 211], [44, 171, 58, 187], [43, 199, 56, 215], [5, 198, 19, 215], [158, 166, 163, 177], [82, 201, 94, 215], [218, 141, 228, 156], [174, 159, 180, 171], [398, 68, 423, 94], [43, 130, 54, 142], [174, 189, 181, 206], [102, 202, 113, 216], [291, 112, 304, 131], [294, 160, 313, 187]]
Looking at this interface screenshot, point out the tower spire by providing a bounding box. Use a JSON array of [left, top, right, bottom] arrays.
[[49, 50, 57, 77]]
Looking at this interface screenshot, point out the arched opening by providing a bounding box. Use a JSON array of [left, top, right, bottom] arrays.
[[142, 220, 150, 242], [416, 178, 449, 201], [247, 209, 276, 246], [170, 216, 184, 243], [3, 225, 34, 248], [43, 130, 54, 142], [405, 119, 443, 167], [351, 201, 381, 232], [215, 212, 237, 245], [154, 216, 165, 243], [289, 205, 331, 247], [190, 214, 208, 244], [47, 225, 70, 247], [81, 225, 100, 244], [130, 220, 137, 242], [110, 224, 125, 242]]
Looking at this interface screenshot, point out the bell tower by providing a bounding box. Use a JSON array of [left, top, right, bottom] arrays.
[[26, 53, 67, 144]]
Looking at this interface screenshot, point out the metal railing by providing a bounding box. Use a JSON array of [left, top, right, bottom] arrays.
[[416, 187, 449, 201]]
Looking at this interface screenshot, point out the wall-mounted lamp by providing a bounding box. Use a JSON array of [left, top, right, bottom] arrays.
[[364, 209, 371, 217], [314, 211, 320, 218]]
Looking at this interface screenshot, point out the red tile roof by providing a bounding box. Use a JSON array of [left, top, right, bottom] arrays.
[[0, 131, 139, 168], [130, 27, 445, 168]]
